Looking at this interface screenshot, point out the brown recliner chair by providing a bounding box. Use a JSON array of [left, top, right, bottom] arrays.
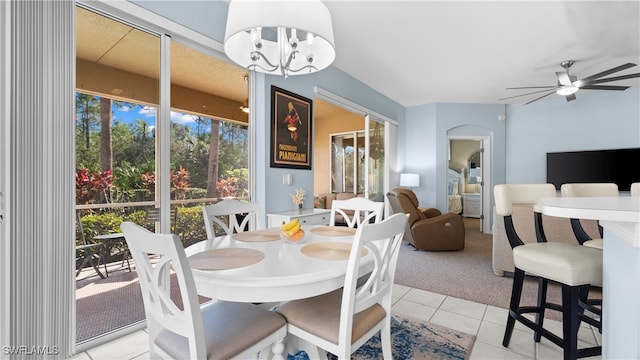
[[387, 188, 465, 251]]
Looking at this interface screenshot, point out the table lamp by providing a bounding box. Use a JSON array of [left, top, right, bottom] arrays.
[[399, 173, 420, 189]]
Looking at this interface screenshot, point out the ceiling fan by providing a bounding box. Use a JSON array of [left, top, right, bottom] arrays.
[[500, 60, 640, 104]]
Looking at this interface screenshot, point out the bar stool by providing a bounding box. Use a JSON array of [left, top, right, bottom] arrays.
[[561, 183, 619, 249], [494, 184, 602, 360]]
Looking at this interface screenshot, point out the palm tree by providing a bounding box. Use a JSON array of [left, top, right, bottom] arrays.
[[100, 97, 113, 172]]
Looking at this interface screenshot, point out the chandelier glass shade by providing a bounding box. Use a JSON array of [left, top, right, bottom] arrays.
[[224, 0, 335, 77]]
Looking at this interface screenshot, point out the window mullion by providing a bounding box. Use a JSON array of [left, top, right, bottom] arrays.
[[158, 34, 171, 232]]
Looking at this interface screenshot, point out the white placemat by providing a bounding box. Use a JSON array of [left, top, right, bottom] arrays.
[[301, 242, 367, 260], [310, 226, 356, 237], [188, 248, 264, 270], [232, 229, 281, 242]]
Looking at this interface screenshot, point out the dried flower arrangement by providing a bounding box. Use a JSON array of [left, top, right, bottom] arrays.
[[290, 188, 306, 206]]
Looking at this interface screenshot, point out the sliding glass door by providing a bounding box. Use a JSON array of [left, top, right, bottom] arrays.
[[330, 131, 364, 194], [329, 115, 387, 201], [366, 115, 385, 201], [75, 6, 161, 344], [74, 4, 249, 345]]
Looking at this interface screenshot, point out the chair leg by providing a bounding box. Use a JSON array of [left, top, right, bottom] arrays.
[[76, 248, 106, 279], [503, 268, 525, 347], [561, 285, 580, 360], [120, 249, 131, 272], [94, 250, 107, 279], [99, 244, 108, 277], [270, 340, 285, 360], [578, 285, 602, 333], [381, 316, 393, 359], [534, 277, 548, 342]]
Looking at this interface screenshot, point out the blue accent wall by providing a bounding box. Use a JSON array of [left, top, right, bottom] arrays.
[[505, 88, 640, 185]]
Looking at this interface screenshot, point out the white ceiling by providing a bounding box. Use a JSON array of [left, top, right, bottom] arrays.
[[324, 1, 640, 106]]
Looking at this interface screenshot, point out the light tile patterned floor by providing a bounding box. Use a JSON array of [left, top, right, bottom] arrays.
[[70, 284, 602, 360]]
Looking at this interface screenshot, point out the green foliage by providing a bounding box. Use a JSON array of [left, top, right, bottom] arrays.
[[184, 187, 207, 199], [224, 168, 249, 197], [174, 206, 206, 247], [81, 212, 124, 240], [218, 122, 249, 176], [114, 161, 150, 191], [79, 207, 206, 250]]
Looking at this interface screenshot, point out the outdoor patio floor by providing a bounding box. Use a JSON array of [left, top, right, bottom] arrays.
[[76, 255, 211, 344]]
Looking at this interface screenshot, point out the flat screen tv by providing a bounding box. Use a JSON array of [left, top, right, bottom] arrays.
[[547, 148, 640, 191]]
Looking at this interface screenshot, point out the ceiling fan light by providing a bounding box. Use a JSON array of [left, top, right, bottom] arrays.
[[556, 86, 579, 96]]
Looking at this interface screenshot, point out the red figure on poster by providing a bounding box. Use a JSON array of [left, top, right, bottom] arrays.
[[284, 101, 302, 143]]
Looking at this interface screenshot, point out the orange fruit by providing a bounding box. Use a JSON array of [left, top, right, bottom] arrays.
[[290, 229, 305, 242]]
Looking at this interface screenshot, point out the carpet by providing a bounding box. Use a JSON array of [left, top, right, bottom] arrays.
[[317, 313, 474, 360]]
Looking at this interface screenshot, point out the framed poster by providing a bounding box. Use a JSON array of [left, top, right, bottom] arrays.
[[270, 86, 313, 169]]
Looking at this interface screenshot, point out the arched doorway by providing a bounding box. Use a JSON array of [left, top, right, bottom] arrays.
[[446, 126, 492, 233]]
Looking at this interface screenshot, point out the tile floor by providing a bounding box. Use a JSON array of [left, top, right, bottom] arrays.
[[70, 284, 602, 360]]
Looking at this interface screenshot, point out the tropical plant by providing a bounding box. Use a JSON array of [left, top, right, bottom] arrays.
[[216, 177, 238, 197], [171, 165, 190, 200], [75, 168, 114, 204]]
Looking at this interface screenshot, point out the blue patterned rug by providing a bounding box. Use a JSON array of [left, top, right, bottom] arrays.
[[289, 313, 476, 360]]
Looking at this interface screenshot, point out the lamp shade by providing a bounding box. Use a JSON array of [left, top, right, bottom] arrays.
[[399, 173, 420, 188], [224, 0, 335, 76]]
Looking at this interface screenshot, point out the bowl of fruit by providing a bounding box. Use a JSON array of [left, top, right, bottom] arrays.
[[280, 219, 305, 244]]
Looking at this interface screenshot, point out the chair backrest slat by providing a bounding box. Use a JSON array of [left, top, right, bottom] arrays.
[[329, 197, 384, 228], [202, 199, 263, 239]]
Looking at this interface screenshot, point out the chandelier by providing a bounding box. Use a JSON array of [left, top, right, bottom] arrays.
[[224, 0, 335, 77]]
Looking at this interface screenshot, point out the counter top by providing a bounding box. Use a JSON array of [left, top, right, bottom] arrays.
[[536, 196, 640, 247]]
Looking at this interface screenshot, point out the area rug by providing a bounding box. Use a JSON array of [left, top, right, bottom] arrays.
[[318, 313, 475, 360]]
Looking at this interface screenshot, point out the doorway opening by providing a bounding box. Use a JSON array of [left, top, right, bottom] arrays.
[[447, 136, 491, 233]]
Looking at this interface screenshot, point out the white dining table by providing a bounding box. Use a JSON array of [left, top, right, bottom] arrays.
[[184, 225, 371, 303], [536, 196, 640, 360]]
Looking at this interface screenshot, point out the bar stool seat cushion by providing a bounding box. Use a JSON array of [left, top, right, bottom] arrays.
[[583, 238, 604, 249], [513, 242, 603, 287]]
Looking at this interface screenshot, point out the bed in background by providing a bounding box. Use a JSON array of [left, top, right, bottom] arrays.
[[447, 168, 464, 214]]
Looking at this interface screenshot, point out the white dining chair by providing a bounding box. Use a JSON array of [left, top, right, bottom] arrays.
[[120, 222, 287, 360], [561, 183, 619, 249], [277, 213, 408, 359], [202, 199, 263, 239], [329, 197, 385, 228], [631, 182, 640, 197]]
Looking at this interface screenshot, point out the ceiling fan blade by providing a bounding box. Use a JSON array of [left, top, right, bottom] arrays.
[[580, 63, 637, 82], [556, 71, 572, 86], [585, 73, 640, 85], [525, 90, 557, 105], [579, 85, 629, 91], [506, 86, 557, 89], [498, 87, 560, 101], [565, 93, 576, 102]]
